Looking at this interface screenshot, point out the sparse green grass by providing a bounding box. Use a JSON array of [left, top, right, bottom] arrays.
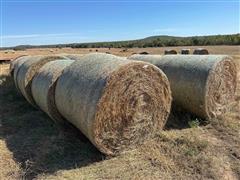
[[188, 118, 200, 128]]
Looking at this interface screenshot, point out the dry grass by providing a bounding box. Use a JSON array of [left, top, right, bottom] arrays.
[[0, 47, 239, 179], [0, 63, 10, 76], [0, 45, 239, 60]]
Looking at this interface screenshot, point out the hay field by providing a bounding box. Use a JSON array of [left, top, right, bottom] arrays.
[[0, 45, 239, 60], [0, 46, 239, 179]]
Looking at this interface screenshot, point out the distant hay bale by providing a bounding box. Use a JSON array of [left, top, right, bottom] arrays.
[[164, 49, 177, 55], [128, 54, 237, 119], [193, 48, 209, 55], [16, 55, 68, 106], [181, 49, 190, 54], [55, 53, 172, 155], [32, 60, 74, 123], [120, 48, 128, 53], [139, 51, 149, 55]]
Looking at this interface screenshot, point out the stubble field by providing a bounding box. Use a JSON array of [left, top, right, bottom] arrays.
[[0, 45, 239, 180]]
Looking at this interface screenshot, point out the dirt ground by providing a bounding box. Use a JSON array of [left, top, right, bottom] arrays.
[[0, 46, 239, 180]]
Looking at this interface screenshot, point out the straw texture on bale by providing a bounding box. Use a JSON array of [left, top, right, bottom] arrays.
[[164, 49, 177, 55], [128, 55, 237, 119], [32, 59, 74, 123], [12, 56, 32, 92], [193, 48, 209, 55], [55, 53, 172, 155], [17, 55, 68, 106]]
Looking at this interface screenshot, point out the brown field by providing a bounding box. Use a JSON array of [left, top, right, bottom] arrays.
[[0, 46, 239, 180], [0, 45, 240, 60]]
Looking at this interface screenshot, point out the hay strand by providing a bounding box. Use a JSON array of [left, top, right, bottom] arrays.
[[128, 55, 237, 119]]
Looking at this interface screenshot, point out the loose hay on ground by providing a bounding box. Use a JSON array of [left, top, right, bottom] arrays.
[[128, 54, 237, 119], [55, 53, 172, 155], [32, 59, 74, 123], [16, 55, 68, 106]]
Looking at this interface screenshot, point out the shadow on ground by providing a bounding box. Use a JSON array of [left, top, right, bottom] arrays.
[[0, 75, 103, 179]]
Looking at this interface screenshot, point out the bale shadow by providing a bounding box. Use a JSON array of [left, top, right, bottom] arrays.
[[0, 75, 103, 179], [164, 104, 207, 130]]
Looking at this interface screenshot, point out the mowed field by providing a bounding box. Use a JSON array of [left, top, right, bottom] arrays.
[[1, 45, 240, 60], [0, 46, 239, 180]]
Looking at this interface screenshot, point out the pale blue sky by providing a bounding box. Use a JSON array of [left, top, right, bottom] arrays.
[[0, 0, 239, 47]]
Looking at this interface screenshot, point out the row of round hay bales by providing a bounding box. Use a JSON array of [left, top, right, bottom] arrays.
[[164, 48, 209, 55], [128, 54, 237, 120], [13, 55, 70, 106], [11, 53, 172, 155]]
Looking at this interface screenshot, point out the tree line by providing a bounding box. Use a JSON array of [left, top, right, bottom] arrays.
[[6, 33, 240, 51]]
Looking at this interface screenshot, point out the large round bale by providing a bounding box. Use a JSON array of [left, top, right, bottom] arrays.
[[193, 48, 209, 55], [55, 53, 172, 155], [10, 55, 28, 76], [128, 55, 237, 119], [17, 55, 68, 106], [12, 55, 32, 92], [164, 49, 177, 55], [64, 54, 84, 60], [32, 59, 74, 123]]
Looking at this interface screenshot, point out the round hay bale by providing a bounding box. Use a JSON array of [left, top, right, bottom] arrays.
[[61, 54, 84, 60], [181, 49, 190, 54], [128, 54, 162, 65], [193, 48, 209, 55], [12, 55, 32, 92], [139, 51, 149, 55], [17, 55, 68, 106], [128, 55, 237, 119], [57, 53, 83, 60], [55, 53, 172, 155], [32, 59, 74, 123], [10, 55, 28, 76], [164, 49, 177, 55]]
